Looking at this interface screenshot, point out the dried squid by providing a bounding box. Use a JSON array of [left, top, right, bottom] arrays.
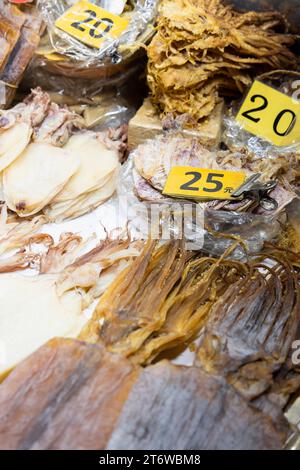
[[79, 240, 249, 363], [3, 143, 80, 217], [0, 273, 86, 376], [147, 0, 297, 127], [197, 247, 300, 400], [132, 134, 297, 214], [45, 132, 120, 222]]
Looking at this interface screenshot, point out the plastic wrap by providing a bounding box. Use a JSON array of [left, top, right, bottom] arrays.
[[223, 71, 300, 158], [36, 0, 157, 67], [110, 155, 281, 258], [22, 1, 153, 120], [22, 60, 145, 130]]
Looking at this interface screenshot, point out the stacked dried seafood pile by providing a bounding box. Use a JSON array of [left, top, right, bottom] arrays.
[[0, 1, 43, 108], [0, 88, 125, 221], [0, 239, 299, 449], [147, 0, 297, 127]]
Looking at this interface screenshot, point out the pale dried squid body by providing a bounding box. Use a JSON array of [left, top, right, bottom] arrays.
[[133, 135, 244, 191], [3, 143, 80, 217]]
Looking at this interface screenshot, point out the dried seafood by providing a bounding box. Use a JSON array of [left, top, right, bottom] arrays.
[[3, 143, 80, 217], [0, 88, 122, 220], [81, 239, 300, 380], [197, 247, 300, 401], [147, 0, 297, 127], [107, 361, 289, 450], [0, 339, 288, 450], [133, 134, 298, 214], [0, 338, 139, 450], [79, 240, 249, 363], [0, 220, 143, 375], [45, 132, 120, 222], [0, 204, 46, 256]]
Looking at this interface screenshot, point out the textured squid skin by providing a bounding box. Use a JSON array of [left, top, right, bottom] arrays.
[[107, 361, 288, 450], [0, 341, 290, 450], [0, 338, 139, 450]]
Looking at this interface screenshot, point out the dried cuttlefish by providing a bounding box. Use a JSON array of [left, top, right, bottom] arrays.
[[147, 0, 296, 127], [79, 240, 249, 363]]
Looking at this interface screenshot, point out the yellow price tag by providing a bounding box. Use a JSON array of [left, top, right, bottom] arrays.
[[55, 1, 129, 49], [236, 80, 300, 147], [163, 167, 246, 201]]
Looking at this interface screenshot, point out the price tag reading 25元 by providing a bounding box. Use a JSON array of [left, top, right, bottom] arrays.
[[236, 80, 300, 147], [163, 167, 246, 201], [55, 1, 129, 49]]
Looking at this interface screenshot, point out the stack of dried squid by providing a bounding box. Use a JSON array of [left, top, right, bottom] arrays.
[[147, 0, 297, 127], [0, 88, 124, 221], [0, 239, 299, 449]]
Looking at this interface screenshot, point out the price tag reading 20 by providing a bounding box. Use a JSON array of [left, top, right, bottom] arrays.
[[163, 167, 246, 201], [236, 80, 300, 147], [55, 1, 129, 49]]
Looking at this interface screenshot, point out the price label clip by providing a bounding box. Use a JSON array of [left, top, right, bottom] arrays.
[[236, 80, 300, 147], [232, 173, 278, 212], [163, 167, 246, 201], [55, 1, 129, 50]]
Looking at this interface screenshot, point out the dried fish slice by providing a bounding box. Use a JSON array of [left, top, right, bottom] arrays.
[[0, 273, 86, 376], [52, 132, 119, 203], [45, 170, 118, 222], [3, 143, 79, 217], [0, 122, 32, 172]]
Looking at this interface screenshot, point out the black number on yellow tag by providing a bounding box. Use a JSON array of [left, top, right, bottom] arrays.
[[180, 171, 224, 193], [180, 172, 202, 191], [71, 9, 114, 39], [237, 80, 300, 145], [71, 9, 96, 32], [203, 173, 224, 192], [90, 18, 113, 38], [273, 109, 296, 137], [241, 94, 268, 123]]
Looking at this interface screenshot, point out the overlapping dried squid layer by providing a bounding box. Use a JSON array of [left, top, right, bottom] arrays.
[[80, 240, 250, 363], [147, 0, 297, 127], [80, 240, 300, 379]]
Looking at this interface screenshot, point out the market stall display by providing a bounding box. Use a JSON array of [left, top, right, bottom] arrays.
[[0, 0, 299, 452]]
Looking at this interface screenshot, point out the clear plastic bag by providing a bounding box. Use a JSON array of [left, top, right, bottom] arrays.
[[22, 1, 154, 121], [36, 0, 158, 67], [106, 155, 282, 259]]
